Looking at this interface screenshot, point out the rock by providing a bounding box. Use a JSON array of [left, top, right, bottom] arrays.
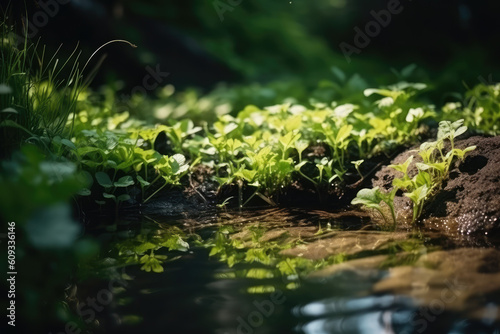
[[371, 136, 500, 235], [424, 136, 500, 235], [308, 254, 389, 278], [307, 247, 500, 321], [373, 248, 500, 316], [279, 231, 409, 260]]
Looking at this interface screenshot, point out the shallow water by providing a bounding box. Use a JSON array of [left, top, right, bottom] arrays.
[[79, 209, 500, 334]]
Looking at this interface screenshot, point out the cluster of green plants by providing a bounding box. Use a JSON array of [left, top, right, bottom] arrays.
[[194, 81, 433, 207], [352, 119, 476, 227], [1, 25, 498, 219], [113, 67, 375, 125], [69, 106, 193, 207], [6, 71, 433, 210], [443, 82, 500, 135]]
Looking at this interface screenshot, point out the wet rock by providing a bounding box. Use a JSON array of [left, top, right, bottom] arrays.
[[424, 136, 500, 235], [373, 248, 500, 317], [279, 231, 409, 260], [142, 188, 215, 218], [307, 247, 500, 322], [371, 136, 500, 235], [309, 255, 389, 277]]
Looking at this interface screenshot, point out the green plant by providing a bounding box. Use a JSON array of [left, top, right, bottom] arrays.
[[352, 119, 475, 226], [443, 83, 500, 135], [351, 187, 398, 228], [0, 27, 84, 156]]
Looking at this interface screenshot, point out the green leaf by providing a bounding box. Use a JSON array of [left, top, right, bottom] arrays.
[[389, 156, 413, 174], [1, 107, 18, 114], [392, 178, 413, 190], [351, 159, 364, 168], [294, 161, 308, 171], [336, 124, 353, 143], [117, 194, 131, 202], [0, 84, 13, 94], [331, 66, 346, 82], [77, 188, 91, 196], [135, 242, 157, 254], [161, 235, 189, 252], [103, 193, 116, 200], [351, 187, 382, 209], [404, 185, 429, 205], [234, 169, 257, 182], [151, 260, 164, 273], [454, 126, 467, 138], [114, 176, 135, 187], [77, 147, 102, 156], [279, 131, 301, 149], [416, 162, 446, 173], [95, 172, 113, 187], [61, 139, 76, 150], [136, 175, 150, 187], [414, 171, 431, 188], [172, 153, 186, 166]]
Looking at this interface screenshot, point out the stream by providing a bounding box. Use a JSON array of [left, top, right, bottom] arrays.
[[78, 209, 500, 334]]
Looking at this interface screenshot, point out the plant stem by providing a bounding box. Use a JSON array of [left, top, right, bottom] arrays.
[[144, 181, 168, 203]]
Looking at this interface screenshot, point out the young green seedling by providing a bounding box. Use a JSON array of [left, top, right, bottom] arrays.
[[351, 187, 398, 228], [351, 159, 364, 179]]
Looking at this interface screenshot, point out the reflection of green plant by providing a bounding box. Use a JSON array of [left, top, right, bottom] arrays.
[[205, 224, 347, 290], [139, 251, 167, 273], [115, 226, 190, 273], [381, 238, 431, 268]]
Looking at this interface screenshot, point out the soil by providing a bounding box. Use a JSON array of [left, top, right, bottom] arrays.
[[372, 136, 500, 236], [119, 135, 500, 237]]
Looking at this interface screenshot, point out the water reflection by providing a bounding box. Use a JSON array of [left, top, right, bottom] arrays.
[[295, 295, 414, 334], [80, 210, 500, 334], [295, 289, 500, 334]]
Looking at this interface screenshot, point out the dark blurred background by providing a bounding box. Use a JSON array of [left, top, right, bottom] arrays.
[[3, 0, 500, 94]]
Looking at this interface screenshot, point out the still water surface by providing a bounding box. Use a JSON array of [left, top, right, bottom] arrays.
[[82, 209, 500, 334]]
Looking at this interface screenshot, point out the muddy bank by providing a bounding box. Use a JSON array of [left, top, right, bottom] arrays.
[[115, 135, 500, 238], [372, 136, 500, 235]]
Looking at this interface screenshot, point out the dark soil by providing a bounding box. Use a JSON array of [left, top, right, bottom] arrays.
[[111, 135, 500, 238], [373, 136, 500, 235]]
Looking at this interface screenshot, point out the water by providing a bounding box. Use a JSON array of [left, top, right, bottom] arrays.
[[78, 209, 500, 334]]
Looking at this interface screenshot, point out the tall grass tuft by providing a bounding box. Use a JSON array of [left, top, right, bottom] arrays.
[[0, 21, 86, 157], [0, 17, 136, 158]]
